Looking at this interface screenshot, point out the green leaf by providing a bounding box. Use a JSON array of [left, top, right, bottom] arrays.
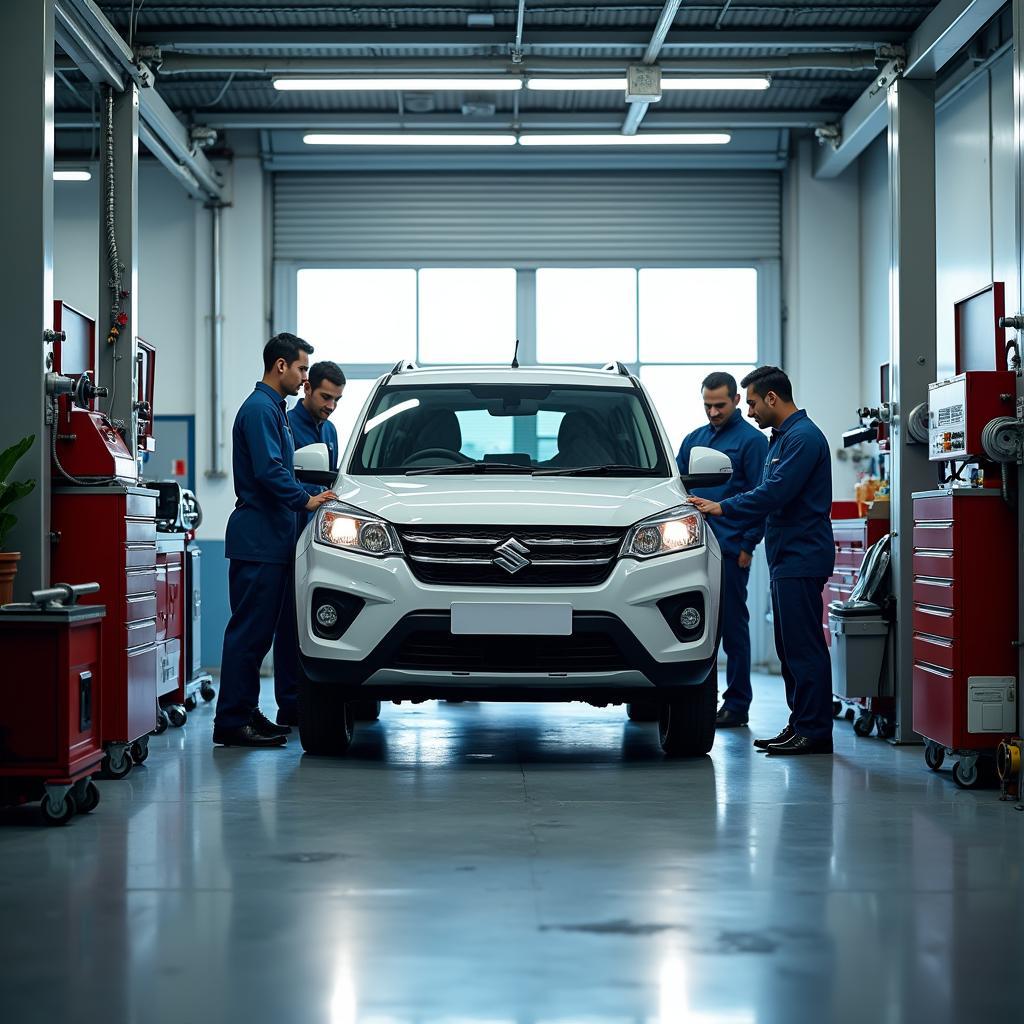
[[0, 479, 35, 512], [0, 511, 15, 548], [0, 435, 34, 482]]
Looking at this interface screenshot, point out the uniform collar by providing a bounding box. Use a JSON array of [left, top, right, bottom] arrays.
[[292, 398, 321, 436], [771, 408, 806, 441], [255, 381, 287, 408]]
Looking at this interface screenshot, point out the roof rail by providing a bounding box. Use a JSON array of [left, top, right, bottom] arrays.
[[390, 359, 418, 374], [602, 361, 632, 377]]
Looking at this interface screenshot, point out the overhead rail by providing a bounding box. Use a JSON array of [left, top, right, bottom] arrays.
[[622, 0, 685, 136], [54, 0, 224, 201], [814, 0, 1007, 178]]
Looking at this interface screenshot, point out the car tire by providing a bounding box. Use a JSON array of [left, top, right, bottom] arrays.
[[657, 672, 716, 757], [353, 699, 382, 722], [626, 701, 659, 722], [298, 671, 354, 756]]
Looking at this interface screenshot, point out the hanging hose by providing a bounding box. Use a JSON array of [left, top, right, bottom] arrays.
[[102, 87, 129, 426]]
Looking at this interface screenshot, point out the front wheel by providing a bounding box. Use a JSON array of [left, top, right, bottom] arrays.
[[657, 673, 716, 757], [298, 672, 354, 756], [352, 700, 381, 722]]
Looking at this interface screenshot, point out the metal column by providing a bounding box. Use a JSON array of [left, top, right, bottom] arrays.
[[97, 83, 140, 463], [1013, 0, 1024, 735], [888, 76, 937, 743], [0, 1, 54, 597]]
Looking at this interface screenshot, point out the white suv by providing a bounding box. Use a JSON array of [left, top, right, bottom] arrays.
[[293, 362, 731, 757]]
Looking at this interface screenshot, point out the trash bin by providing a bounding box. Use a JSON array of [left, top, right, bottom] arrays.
[[829, 601, 889, 698]]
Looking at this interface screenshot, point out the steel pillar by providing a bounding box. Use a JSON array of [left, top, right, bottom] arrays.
[[97, 83, 140, 464], [1013, 0, 1024, 734], [0, 1, 54, 597], [888, 76, 937, 743]]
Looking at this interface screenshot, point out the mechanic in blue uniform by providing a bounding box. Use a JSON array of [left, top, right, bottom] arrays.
[[688, 366, 835, 756], [677, 371, 769, 730], [213, 335, 337, 749], [271, 360, 346, 726]]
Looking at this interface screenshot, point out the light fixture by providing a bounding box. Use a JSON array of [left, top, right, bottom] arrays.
[[519, 133, 731, 146], [53, 169, 92, 182], [303, 133, 517, 146], [276, 77, 523, 92], [526, 76, 770, 91]]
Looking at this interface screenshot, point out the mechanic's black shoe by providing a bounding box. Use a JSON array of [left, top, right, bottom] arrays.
[[250, 708, 291, 736], [715, 707, 749, 728], [753, 724, 795, 750], [276, 706, 299, 728], [765, 733, 833, 756], [213, 723, 287, 748]]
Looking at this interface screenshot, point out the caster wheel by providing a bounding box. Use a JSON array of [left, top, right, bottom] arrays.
[[200, 680, 216, 702], [130, 738, 150, 766], [153, 708, 169, 736], [40, 791, 77, 826], [76, 781, 101, 814], [844, 708, 855, 722], [853, 714, 875, 737], [167, 705, 187, 728], [832, 700, 842, 719], [101, 748, 133, 780], [184, 695, 198, 712], [924, 742, 945, 772], [875, 717, 896, 740], [952, 759, 980, 789]]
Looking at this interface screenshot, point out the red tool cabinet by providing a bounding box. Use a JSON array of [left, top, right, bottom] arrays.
[[0, 598, 105, 824], [912, 489, 1017, 758], [51, 486, 158, 776], [155, 535, 185, 710]]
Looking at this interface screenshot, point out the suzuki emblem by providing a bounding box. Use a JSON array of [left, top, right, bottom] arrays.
[[493, 537, 531, 574]]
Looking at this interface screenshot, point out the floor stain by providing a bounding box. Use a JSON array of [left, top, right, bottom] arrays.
[[542, 919, 686, 937]]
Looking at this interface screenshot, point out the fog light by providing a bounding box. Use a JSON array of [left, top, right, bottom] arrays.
[[316, 604, 339, 629], [679, 607, 702, 631]]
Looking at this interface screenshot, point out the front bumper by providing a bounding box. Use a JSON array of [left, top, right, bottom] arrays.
[[295, 531, 721, 699]]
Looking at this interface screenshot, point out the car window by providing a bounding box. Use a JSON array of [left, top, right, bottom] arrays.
[[349, 383, 671, 475]]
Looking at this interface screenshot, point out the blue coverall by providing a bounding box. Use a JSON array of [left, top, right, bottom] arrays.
[[718, 410, 835, 740], [677, 413, 768, 716], [215, 383, 313, 731], [271, 400, 340, 716]]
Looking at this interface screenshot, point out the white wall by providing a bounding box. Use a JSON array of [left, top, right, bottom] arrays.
[[783, 135, 862, 500], [859, 134, 890, 407]]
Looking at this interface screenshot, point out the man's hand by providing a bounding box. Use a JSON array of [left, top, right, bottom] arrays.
[[305, 490, 337, 512], [737, 550, 753, 569], [687, 496, 723, 517]]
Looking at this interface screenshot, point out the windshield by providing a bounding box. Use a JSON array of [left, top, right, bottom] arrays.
[[349, 383, 671, 476]]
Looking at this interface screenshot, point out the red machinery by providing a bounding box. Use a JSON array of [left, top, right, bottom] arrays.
[[914, 283, 1020, 788], [47, 300, 159, 778], [0, 584, 105, 825]]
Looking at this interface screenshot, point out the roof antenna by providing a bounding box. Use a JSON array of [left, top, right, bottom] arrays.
[[511, 338, 520, 369]]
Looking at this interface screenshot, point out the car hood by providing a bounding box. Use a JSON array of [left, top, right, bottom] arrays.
[[333, 475, 692, 528]]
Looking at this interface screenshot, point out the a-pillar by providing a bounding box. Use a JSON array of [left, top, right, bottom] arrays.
[[0, 0, 54, 598], [887, 75, 937, 743]]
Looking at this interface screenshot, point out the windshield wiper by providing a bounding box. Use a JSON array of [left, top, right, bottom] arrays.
[[533, 464, 659, 477], [406, 461, 534, 476]]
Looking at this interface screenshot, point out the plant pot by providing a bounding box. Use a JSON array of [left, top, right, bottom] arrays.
[[0, 551, 20, 605]]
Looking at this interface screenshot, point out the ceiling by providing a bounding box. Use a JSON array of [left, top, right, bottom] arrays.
[[53, 2, 953, 171]]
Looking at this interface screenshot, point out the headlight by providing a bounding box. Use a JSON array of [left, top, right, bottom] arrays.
[[621, 507, 704, 559], [314, 502, 403, 557]]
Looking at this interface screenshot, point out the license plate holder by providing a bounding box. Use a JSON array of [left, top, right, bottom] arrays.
[[450, 603, 572, 636]]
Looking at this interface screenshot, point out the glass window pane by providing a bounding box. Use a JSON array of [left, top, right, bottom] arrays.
[[297, 269, 415, 364], [639, 364, 757, 458], [418, 268, 517, 364], [639, 268, 757, 363], [536, 268, 637, 364], [454, 409, 516, 461]]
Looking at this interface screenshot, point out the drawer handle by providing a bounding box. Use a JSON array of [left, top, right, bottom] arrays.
[[916, 633, 953, 648], [915, 520, 954, 529], [914, 576, 953, 588], [915, 604, 953, 618], [915, 661, 954, 679]]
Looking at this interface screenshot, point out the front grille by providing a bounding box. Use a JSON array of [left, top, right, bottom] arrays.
[[396, 525, 626, 587], [390, 629, 629, 673]]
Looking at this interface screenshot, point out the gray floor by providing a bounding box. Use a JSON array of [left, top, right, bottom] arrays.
[[1, 673, 1022, 1024]]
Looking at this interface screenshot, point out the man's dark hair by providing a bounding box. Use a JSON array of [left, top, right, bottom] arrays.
[[308, 360, 346, 390], [741, 365, 794, 403], [263, 332, 313, 372], [701, 371, 738, 397]]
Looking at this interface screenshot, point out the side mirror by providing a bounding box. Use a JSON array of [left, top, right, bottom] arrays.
[[681, 446, 733, 489], [294, 443, 335, 486]]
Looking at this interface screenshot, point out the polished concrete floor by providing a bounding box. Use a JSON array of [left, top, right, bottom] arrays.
[[1, 673, 1022, 1024]]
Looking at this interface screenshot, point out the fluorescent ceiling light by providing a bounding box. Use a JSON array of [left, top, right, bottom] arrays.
[[53, 169, 92, 181], [304, 133, 517, 146], [276, 77, 522, 92], [519, 133, 731, 146], [526, 76, 771, 91]]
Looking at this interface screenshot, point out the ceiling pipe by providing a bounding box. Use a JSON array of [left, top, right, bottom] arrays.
[[153, 52, 882, 75], [623, 0, 684, 136]]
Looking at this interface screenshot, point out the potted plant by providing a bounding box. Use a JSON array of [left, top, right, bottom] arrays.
[[0, 435, 37, 604]]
